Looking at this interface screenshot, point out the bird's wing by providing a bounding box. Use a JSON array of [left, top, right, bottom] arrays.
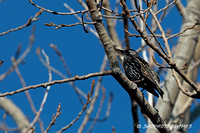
[[149, 67, 160, 83], [137, 57, 159, 85], [123, 58, 142, 80], [136, 57, 163, 98]]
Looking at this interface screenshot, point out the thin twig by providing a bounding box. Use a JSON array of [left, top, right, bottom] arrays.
[[167, 21, 200, 40], [50, 43, 86, 106], [0, 27, 35, 81], [86, 0, 171, 132], [149, 8, 172, 57], [152, 56, 171, 69], [28, 0, 87, 15], [102, 6, 121, 16], [77, 0, 88, 10], [137, 11, 168, 56], [89, 92, 113, 122], [0, 18, 32, 36], [0, 70, 112, 97], [0, 9, 42, 36], [11, 57, 44, 132], [87, 86, 106, 133], [56, 80, 95, 133], [36, 47, 87, 100], [172, 70, 197, 98], [25, 50, 52, 133], [78, 55, 108, 132], [121, 0, 200, 95], [63, 2, 99, 38], [150, 7, 200, 97], [155, 0, 176, 15], [44, 21, 95, 30], [44, 103, 61, 133]]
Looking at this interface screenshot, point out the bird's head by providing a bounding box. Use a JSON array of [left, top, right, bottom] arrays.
[[116, 49, 139, 58]]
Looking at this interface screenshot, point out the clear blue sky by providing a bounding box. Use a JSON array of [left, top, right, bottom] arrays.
[[0, 0, 199, 133]]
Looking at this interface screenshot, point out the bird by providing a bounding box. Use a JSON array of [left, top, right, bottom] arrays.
[[116, 48, 164, 98]]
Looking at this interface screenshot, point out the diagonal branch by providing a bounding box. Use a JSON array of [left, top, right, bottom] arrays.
[[0, 70, 112, 97], [56, 80, 94, 133], [85, 0, 171, 132], [0, 9, 42, 36], [120, 0, 200, 97], [28, 0, 87, 15], [175, 0, 187, 19]]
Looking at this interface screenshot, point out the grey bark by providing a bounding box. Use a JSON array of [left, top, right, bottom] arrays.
[[146, 0, 200, 132], [0, 97, 30, 133]]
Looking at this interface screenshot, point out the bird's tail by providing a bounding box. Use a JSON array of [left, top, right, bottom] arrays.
[[155, 86, 164, 98], [144, 87, 159, 98]]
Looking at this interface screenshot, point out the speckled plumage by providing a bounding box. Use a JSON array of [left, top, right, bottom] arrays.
[[117, 49, 164, 98]]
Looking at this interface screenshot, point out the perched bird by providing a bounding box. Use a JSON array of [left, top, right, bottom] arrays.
[[116, 49, 164, 98]]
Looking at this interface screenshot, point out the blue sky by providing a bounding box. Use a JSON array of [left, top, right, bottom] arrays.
[[0, 0, 199, 133]]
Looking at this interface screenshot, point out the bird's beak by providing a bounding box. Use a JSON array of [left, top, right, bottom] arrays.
[[115, 49, 124, 55]]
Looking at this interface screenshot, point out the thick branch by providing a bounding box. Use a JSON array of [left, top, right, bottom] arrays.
[[0, 97, 30, 132], [85, 0, 171, 132], [147, 0, 200, 132], [85, 0, 119, 69], [175, 0, 187, 19], [112, 68, 171, 133], [120, 0, 200, 96]]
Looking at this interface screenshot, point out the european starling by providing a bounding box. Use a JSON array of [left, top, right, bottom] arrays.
[[116, 49, 164, 98]]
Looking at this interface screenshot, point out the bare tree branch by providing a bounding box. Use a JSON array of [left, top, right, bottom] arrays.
[[85, 0, 171, 132], [29, 0, 87, 15], [0, 70, 112, 97], [0, 98, 30, 132], [0, 10, 42, 36], [44, 104, 61, 133], [56, 80, 94, 133]]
